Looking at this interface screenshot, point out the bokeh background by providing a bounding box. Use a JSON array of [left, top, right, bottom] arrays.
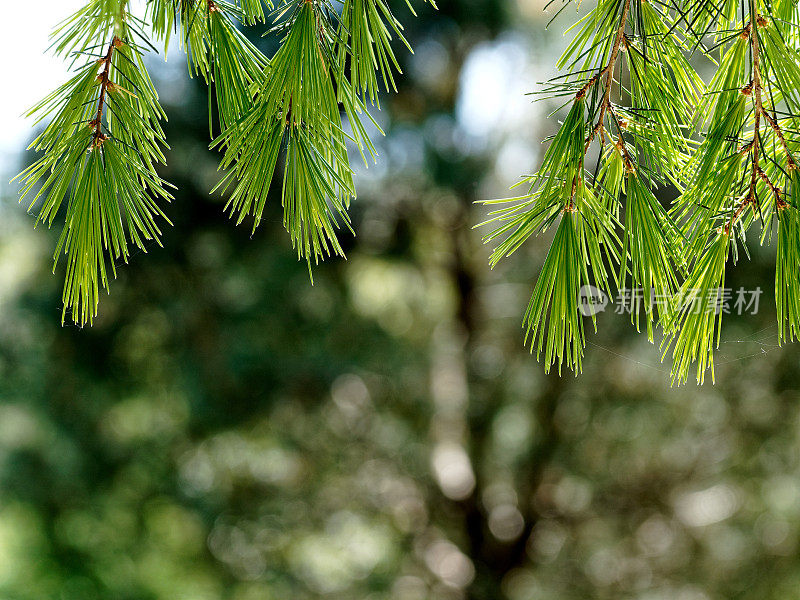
[[2, 1, 800, 599]]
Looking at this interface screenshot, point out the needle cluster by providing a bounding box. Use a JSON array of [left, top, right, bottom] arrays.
[[482, 0, 800, 384], [16, 0, 431, 323]]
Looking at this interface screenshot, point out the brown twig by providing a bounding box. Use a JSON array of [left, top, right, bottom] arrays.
[[762, 109, 798, 171], [568, 0, 632, 205], [757, 166, 781, 202], [727, 5, 763, 232], [575, 74, 600, 102], [582, 1, 632, 155], [89, 37, 122, 149], [747, 18, 762, 204], [728, 4, 798, 231], [609, 107, 636, 172]]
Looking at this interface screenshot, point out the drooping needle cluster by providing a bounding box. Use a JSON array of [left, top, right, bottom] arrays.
[[18, 8, 171, 326], [16, 0, 432, 324], [481, 0, 800, 384]]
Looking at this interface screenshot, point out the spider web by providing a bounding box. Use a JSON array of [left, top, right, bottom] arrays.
[[586, 323, 783, 377]]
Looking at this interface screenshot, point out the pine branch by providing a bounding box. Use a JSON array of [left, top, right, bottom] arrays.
[[481, 0, 696, 375], [212, 0, 400, 269], [15, 3, 172, 325], [212, 1, 356, 266], [18, 0, 427, 322], [661, 229, 730, 385], [662, 0, 800, 383]]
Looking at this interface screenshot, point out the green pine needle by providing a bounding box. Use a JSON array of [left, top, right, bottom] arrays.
[[16, 38, 171, 326], [776, 195, 800, 345], [214, 2, 356, 268], [523, 182, 618, 375], [19, 0, 425, 321], [620, 174, 684, 341], [661, 230, 730, 385], [483, 0, 800, 384]]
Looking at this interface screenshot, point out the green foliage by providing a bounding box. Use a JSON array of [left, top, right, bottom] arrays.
[[479, 100, 595, 269], [482, 0, 800, 384], [661, 230, 730, 384], [522, 183, 619, 374], [17, 0, 427, 325], [17, 0, 800, 384], [776, 192, 800, 345], [16, 35, 171, 326], [621, 174, 682, 341], [158, 1, 270, 133], [336, 0, 411, 105], [213, 2, 357, 267]]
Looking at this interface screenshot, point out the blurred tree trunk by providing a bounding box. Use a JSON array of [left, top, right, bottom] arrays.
[[434, 199, 566, 599]]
